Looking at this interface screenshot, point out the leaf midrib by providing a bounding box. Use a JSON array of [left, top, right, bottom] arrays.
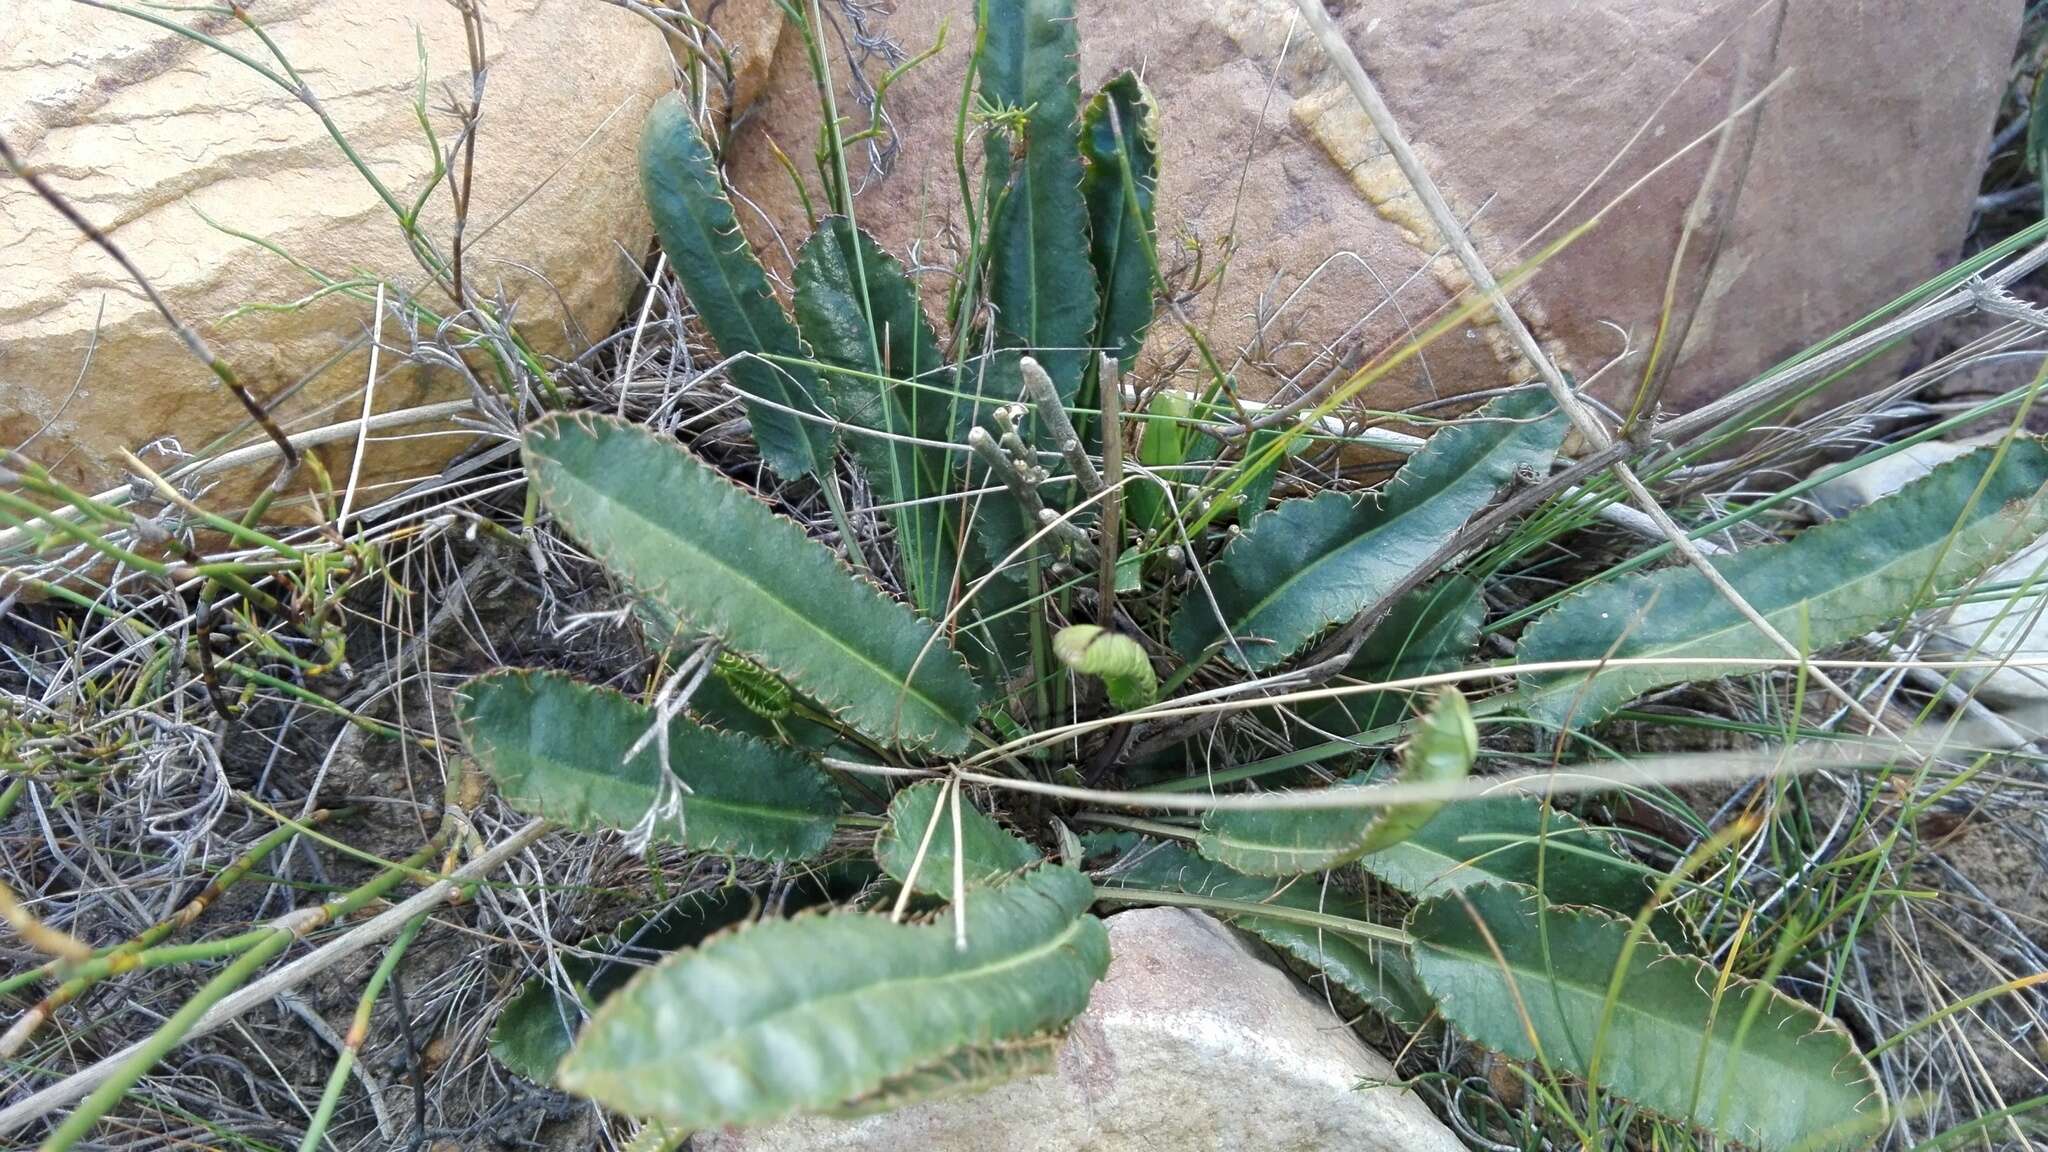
[[539, 442, 971, 745], [1211, 428, 1534, 652], [511, 744, 830, 830], [1423, 930, 1862, 1090], [1524, 499, 2030, 709]]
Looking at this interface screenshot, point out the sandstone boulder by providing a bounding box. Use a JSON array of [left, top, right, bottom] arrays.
[[696, 907, 1462, 1152], [0, 0, 732, 520], [726, 0, 2016, 421]]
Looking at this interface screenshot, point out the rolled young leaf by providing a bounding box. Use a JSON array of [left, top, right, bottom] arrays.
[[1353, 685, 1476, 856], [523, 413, 984, 755], [557, 866, 1109, 1129], [1196, 687, 1476, 876], [457, 671, 839, 861], [1053, 624, 1159, 710]]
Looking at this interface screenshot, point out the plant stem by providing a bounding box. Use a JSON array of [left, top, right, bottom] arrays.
[[295, 912, 429, 1152], [33, 838, 441, 1150]]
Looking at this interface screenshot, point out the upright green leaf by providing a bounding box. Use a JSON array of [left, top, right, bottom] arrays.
[[1197, 687, 1475, 876], [1410, 885, 1886, 1151], [794, 218, 959, 615], [876, 780, 1042, 895], [979, 0, 1098, 414], [1173, 390, 1568, 669], [1294, 577, 1483, 739], [457, 672, 839, 860], [1080, 71, 1159, 369], [1126, 391, 1215, 533], [1089, 833, 1429, 1028], [1053, 624, 1159, 710], [639, 93, 831, 480], [1517, 440, 2048, 727], [524, 414, 983, 754], [557, 866, 1109, 1129]]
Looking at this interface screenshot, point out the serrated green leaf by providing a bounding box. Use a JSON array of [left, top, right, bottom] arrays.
[[876, 780, 1042, 896], [1295, 577, 1484, 739], [1197, 688, 1475, 877], [1080, 71, 1159, 369], [1410, 884, 1886, 1151], [639, 92, 831, 480], [1194, 775, 1377, 877], [1173, 390, 1568, 670], [1359, 796, 1655, 908], [557, 866, 1109, 1129], [457, 671, 839, 860], [1053, 624, 1159, 710], [1517, 440, 2048, 727], [1089, 833, 1428, 1028], [827, 1036, 1064, 1120], [524, 413, 983, 755], [979, 0, 1098, 419], [492, 887, 760, 1083], [793, 217, 959, 615]]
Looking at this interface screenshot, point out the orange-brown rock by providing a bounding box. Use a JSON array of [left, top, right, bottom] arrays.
[[725, 0, 2016, 421]]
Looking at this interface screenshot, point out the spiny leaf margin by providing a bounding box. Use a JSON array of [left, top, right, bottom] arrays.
[[522, 412, 983, 755]]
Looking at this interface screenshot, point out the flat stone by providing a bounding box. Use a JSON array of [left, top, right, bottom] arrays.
[[694, 907, 1461, 1152]]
